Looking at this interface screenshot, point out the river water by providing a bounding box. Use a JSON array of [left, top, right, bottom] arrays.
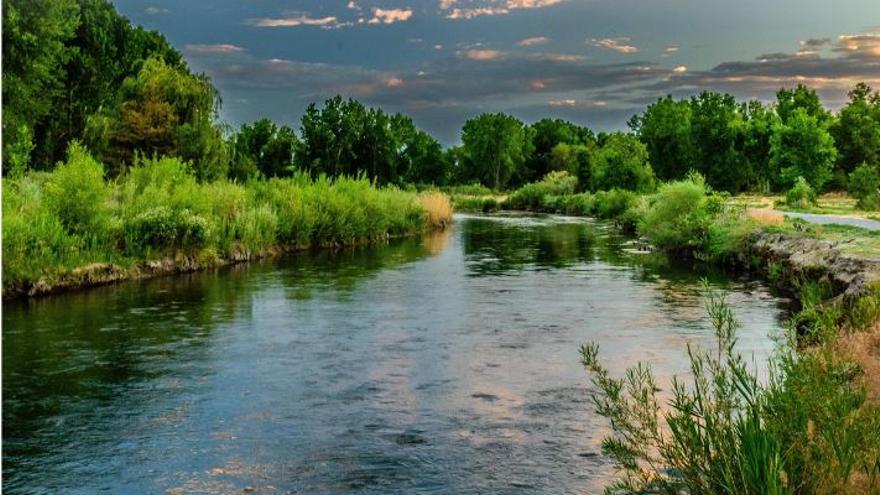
[[3, 213, 788, 494]]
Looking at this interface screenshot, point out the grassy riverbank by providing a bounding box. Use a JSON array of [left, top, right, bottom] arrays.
[[456, 171, 880, 493], [2, 145, 452, 297]]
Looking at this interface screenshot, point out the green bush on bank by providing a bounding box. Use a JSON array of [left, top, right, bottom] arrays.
[[2, 145, 445, 290], [786, 176, 818, 209], [848, 162, 880, 210], [504, 171, 577, 211]]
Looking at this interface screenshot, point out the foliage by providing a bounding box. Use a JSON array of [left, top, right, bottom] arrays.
[[2, 149, 447, 291], [230, 119, 299, 180], [770, 108, 837, 191], [590, 132, 655, 193], [847, 162, 880, 210], [638, 173, 721, 255], [460, 113, 534, 190], [527, 118, 595, 183], [85, 56, 227, 179], [505, 171, 577, 211], [582, 284, 880, 495], [629, 96, 695, 181], [592, 189, 638, 220], [786, 176, 818, 209]]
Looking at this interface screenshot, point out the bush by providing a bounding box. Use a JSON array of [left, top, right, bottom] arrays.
[[638, 173, 720, 255], [593, 189, 638, 220], [44, 142, 110, 238], [125, 206, 210, 251], [505, 171, 577, 211], [481, 197, 500, 213], [786, 176, 818, 209], [848, 162, 880, 210]]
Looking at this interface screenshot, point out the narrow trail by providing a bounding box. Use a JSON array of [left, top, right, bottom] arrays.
[[780, 211, 880, 231]]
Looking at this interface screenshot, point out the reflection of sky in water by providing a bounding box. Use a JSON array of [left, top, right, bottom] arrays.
[[3, 214, 788, 494]]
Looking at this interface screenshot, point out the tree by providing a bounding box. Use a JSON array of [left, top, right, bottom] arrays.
[[527, 118, 595, 183], [590, 132, 655, 192], [85, 56, 228, 179], [296, 96, 367, 177], [689, 91, 745, 193], [549, 142, 596, 191], [739, 100, 779, 192], [460, 113, 534, 190], [629, 96, 695, 181], [831, 83, 880, 178], [776, 83, 831, 125], [2, 0, 79, 171], [230, 119, 298, 180], [770, 107, 837, 190]]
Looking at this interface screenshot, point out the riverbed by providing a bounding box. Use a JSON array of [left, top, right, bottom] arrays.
[[2, 213, 788, 494]]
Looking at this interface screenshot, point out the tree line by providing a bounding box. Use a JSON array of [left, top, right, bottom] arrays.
[[5, 0, 880, 197]]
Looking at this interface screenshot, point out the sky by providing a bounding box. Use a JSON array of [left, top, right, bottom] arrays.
[[115, 0, 880, 144]]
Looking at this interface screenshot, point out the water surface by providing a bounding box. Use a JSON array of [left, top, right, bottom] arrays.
[[3, 213, 788, 494]]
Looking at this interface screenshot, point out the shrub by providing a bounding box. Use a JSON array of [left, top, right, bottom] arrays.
[[420, 192, 454, 227], [505, 171, 577, 211], [638, 173, 720, 255], [43, 142, 110, 238], [481, 197, 500, 213], [593, 189, 638, 220], [558, 192, 593, 216], [125, 206, 210, 251], [848, 162, 880, 210], [786, 176, 817, 209]]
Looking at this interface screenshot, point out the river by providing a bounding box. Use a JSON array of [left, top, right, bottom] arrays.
[[2, 213, 789, 494]]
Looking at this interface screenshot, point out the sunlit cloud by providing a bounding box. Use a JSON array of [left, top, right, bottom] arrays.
[[185, 44, 246, 54], [517, 36, 550, 46], [672, 65, 687, 73], [368, 8, 413, 24], [587, 37, 638, 54], [443, 0, 565, 19], [459, 49, 506, 60]]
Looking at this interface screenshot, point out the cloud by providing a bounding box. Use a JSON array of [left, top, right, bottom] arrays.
[[800, 37, 831, 48], [672, 65, 687, 73], [185, 44, 246, 54], [368, 8, 413, 24], [144, 6, 169, 15], [587, 37, 638, 54], [548, 99, 607, 108], [665, 46, 679, 53], [249, 15, 339, 28], [459, 49, 506, 60], [443, 0, 564, 19], [835, 33, 880, 57], [517, 36, 550, 46]]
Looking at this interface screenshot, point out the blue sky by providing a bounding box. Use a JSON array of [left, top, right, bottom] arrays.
[[116, 0, 880, 144]]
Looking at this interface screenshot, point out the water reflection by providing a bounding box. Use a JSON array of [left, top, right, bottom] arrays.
[[3, 214, 787, 494]]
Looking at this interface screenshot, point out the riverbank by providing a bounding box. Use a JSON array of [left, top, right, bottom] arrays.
[[476, 175, 880, 493], [2, 149, 452, 299]]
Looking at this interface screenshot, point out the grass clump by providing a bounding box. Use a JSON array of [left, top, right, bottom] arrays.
[[582, 282, 880, 495]]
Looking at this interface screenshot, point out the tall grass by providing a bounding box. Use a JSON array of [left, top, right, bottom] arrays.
[[582, 282, 880, 495], [2, 147, 450, 292]]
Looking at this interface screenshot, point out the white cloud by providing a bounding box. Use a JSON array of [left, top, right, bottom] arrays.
[[185, 44, 246, 54], [249, 15, 339, 28], [587, 37, 638, 54], [672, 65, 688, 73], [444, 0, 564, 19], [144, 6, 169, 15], [517, 36, 550, 46]]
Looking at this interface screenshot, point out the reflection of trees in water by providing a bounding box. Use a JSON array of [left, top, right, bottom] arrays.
[[462, 220, 596, 275]]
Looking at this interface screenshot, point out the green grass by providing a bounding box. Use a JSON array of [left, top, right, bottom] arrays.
[[3, 151, 448, 293]]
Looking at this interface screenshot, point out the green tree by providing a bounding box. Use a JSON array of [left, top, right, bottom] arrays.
[[776, 83, 831, 125], [549, 142, 596, 191], [230, 119, 298, 180], [770, 107, 837, 190], [297, 96, 367, 177], [460, 113, 534, 190], [831, 83, 880, 178], [527, 118, 595, 183], [590, 132, 655, 192], [739, 100, 779, 192], [2, 0, 78, 171], [85, 56, 227, 179], [629, 96, 695, 181], [689, 91, 745, 193]]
